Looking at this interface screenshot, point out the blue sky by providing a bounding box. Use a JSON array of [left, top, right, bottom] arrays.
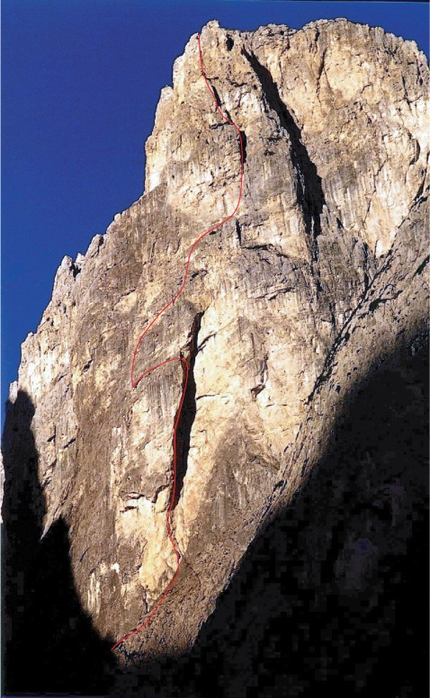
[[2, 1, 429, 424]]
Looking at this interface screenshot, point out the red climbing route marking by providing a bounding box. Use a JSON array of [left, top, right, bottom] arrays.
[[111, 31, 245, 652]]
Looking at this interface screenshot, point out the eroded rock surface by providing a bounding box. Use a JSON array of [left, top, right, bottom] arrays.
[[3, 18, 428, 692]]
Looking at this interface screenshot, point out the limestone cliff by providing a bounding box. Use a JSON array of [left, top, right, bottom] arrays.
[[3, 19, 429, 696]]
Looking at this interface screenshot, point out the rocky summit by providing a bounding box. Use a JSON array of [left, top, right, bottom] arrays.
[[2, 19, 428, 697]]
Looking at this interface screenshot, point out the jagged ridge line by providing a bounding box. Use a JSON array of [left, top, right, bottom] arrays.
[[111, 31, 245, 652]]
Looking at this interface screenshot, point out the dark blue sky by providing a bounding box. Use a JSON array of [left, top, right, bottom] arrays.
[[2, 1, 429, 423]]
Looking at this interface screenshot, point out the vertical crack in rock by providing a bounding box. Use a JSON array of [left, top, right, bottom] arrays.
[[242, 48, 325, 265], [173, 311, 205, 509], [316, 49, 327, 98], [207, 81, 234, 124], [209, 83, 223, 110], [235, 220, 242, 246], [205, 67, 246, 166], [250, 353, 269, 400], [239, 129, 247, 164]]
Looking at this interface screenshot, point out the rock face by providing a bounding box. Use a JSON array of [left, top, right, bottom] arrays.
[[3, 18, 429, 696]]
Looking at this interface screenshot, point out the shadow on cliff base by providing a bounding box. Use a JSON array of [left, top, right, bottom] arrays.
[[3, 333, 427, 698], [2, 390, 117, 695], [120, 331, 428, 698]]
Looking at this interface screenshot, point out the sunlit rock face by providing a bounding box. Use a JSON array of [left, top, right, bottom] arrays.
[[3, 17, 428, 687]]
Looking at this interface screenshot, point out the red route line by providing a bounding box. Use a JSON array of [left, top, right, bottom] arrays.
[[111, 32, 244, 652]]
